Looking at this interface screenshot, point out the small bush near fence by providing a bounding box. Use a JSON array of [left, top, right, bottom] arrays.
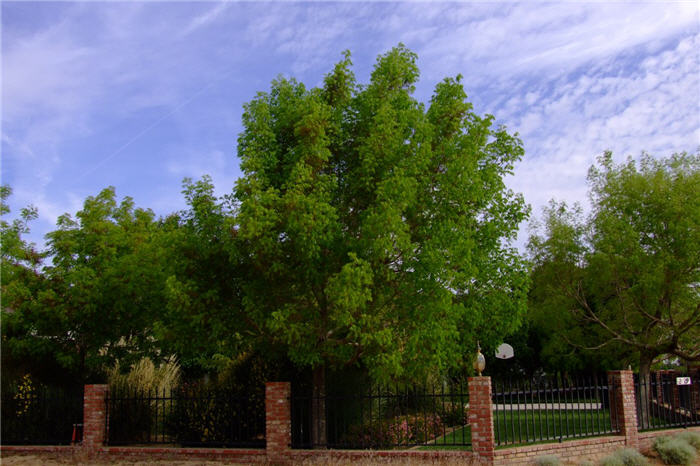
[[674, 431, 700, 450], [341, 412, 445, 448], [0, 376, 83, 445], [599, 448, 648, 466], [653, 436, 697, 465]]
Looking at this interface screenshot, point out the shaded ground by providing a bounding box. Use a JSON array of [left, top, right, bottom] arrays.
[[0, 453, 673, 465]]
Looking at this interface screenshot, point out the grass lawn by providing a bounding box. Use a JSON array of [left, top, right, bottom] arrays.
[[422, 409, 616, 449]]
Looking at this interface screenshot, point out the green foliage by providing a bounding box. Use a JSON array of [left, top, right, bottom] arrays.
[[534, 455, 561, 466], [674, 431, 700, 451], [235, 45, 529, 383], [528, 152, 700, 374], [156, 176, 252, 371], [1, 377, 83, 445], [166, 382, 265, 447], [165, 355, 268, 446], [599, 448, 648, 466], [2, 186, 170, 381], [342, 412, 444, 448], [654, 436, 697, 465]]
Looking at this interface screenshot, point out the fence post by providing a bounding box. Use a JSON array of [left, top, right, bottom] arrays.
[[607, 370, 638, 449], [266, 382, 291, 464], [469, 376, 495, 465], [82, 384, 109, 451]]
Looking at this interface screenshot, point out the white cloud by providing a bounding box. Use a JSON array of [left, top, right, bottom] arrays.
[[2, 1, 698, 254], [504, 32, 700, 246], [181, 1, 229, 37]]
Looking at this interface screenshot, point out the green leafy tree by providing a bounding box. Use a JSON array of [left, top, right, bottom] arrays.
[[3, 187, 169, 381], [157, 176, 258, 373], [1, 186, 51, 382], [235, 46, 529, 442], [528, 151, 700, 378]]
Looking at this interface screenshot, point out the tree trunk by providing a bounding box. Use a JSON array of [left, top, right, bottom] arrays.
[[311, 365, 327, 448], [637, 352, 654, 428]]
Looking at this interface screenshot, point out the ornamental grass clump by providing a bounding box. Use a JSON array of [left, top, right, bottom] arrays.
[[674, 431, 700, 451], [534, 455, 561, 466], [106, 357, 181, 444], [107, 357, 180, 395], [653, 436, 697, 465], [599, 448, 648, 466]]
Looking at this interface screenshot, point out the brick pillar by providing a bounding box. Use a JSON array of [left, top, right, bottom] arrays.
[[469, 376, 494, 465], [82, 384, 108, 449], [266, 382, 291, 464], [608, 371, 638, 448]]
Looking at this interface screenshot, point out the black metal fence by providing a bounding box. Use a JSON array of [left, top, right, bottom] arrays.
[[634, 373, 700, 431], [492, 374, 618, 446], [1, 384, 84, 445], [291, 383, 471, 449], [106, 384, 265, 447]]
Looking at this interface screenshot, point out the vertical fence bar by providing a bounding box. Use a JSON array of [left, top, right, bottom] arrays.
[[576, 375, 582, 437], [518, 380, 530, 442], [493, 379, 498, 445], [507, 377, 514, 444], [536, 376, 544, 441]]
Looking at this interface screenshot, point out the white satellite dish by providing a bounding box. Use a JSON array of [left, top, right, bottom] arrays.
[[495, 343, 514, 359]]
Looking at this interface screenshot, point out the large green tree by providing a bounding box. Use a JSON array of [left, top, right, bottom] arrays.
[[235, 46, 529, 442], [528, 151, 700, 378], [2, 187, 169, 381]]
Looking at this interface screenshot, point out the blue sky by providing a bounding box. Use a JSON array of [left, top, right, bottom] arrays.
[[2, 1, 699, 250]]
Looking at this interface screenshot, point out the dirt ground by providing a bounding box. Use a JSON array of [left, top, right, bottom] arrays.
[[0, 452, 680, 465]]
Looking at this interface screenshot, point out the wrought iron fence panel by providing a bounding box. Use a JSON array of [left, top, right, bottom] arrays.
[[291, 382, 470, 449], [1, 384, 83, 445], [106, 385, 265, 447], [492, 373, 617, 447], [634, 373, 699, 431]]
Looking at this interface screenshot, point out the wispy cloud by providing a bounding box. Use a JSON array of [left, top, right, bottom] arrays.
[[181, 1, 229, 37], [2, 1, 698, 253]]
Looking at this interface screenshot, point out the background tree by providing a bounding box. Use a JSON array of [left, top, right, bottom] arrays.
[[156, 176, 264, 375], [0, 186, 55, 384], [2, 187, 169, 381], [235, 45, 529, 443], [528, 151, 700, 378]]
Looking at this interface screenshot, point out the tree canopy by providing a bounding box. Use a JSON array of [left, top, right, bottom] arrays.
[[528, 151, 700, 376], [2, 187, 169, 381], [235, 45, 530, 384], [2, 46, 530, 392]]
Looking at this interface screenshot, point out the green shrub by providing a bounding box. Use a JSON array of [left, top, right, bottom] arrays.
[[578, 461, 595, 466], [599, 448, 648, 466], [343, 413, 445, 448], [654, 437, 697, 465], [535, 455, 561, 466], [674, 431, 700, 451]]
